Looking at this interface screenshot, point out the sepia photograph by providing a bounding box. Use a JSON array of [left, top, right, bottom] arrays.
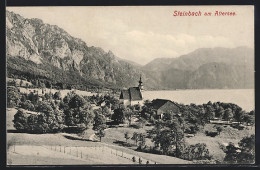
[[6, 5, 255, 165]]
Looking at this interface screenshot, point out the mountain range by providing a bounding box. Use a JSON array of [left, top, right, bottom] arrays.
[[6, 10, 254, 90]]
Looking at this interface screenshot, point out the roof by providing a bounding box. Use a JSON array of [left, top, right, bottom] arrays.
[[120, 87, 142, 100], [120, 90, 130, 100], [150, 99, 180, 110]]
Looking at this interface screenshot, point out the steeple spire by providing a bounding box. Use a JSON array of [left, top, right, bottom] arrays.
[[139, 74, 142, 84], [138, 75, 144, 91]]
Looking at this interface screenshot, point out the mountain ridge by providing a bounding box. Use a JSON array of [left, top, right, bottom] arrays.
[[6, 10, 254, 90]]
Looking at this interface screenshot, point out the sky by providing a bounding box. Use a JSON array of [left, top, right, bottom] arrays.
[[7, 6, 254, 65]]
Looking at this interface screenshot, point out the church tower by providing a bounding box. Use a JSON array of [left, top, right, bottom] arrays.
[[138, 75, 144, 91]]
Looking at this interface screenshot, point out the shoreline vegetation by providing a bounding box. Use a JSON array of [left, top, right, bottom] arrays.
[[7, 83, 255, 165]]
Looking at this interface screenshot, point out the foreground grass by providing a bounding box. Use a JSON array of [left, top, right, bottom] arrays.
[[7, 108, 190, 165]]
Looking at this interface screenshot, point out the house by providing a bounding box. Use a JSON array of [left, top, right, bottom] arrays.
[[119, 76, 144, 106], [150, 99, 180, 119]]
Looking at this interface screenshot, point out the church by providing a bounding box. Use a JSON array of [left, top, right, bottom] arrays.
[[119, 76, 144, 106]]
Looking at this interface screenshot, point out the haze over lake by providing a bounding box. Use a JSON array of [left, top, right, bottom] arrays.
[[142, 89, 254, 112]]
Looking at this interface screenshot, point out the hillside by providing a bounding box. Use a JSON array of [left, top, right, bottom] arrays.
[[6, 10, 148, 90], [144, 47, 254, 89], [6, 10, 254, 90]]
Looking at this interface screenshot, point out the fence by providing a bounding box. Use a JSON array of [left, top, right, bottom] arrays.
[[8, 144, 157, 164], [44, 145, 156, 164]]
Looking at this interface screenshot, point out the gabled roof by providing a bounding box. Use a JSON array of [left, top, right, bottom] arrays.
[[120, 90, 130, 100], [150, 99, 180, 110], [120, 87, 142, 101], [129, 87, 142, 100]]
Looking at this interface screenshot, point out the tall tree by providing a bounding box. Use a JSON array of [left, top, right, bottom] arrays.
[[124, 132, 130, 143], [131, 132, 139, 146], [223, 108, 233, 123], [93, 112, 107, 142]]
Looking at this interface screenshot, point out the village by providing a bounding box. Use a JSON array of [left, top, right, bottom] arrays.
[[7, 76, 255, 165]]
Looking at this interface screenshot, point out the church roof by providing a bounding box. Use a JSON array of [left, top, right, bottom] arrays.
[[120, 90, 130, 100], [120, 87, 142, 100]]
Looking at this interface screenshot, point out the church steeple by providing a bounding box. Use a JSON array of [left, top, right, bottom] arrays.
[[138, 75, 144, 91]]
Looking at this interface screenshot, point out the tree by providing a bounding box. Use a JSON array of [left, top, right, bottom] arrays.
[[214, 125, 223, 135], [223, 108, 233, 123], [54, 91, 62, 100], [237, 135, 255, 163], [234, 110, 245, 124], [64, 93, 94, 132], [95, 128, 105, 142], [68, 94, 86, 110], [124, 132, 130, 143], [102, 106, 112, 118], [13, 109, 28, 132], [7, 86, 21, 108], [28, 92, 39, 105], [222, 135, 255, 164], [138, 133, 146, 149], [222, 142, 239, 163], [93, 112, 106, 131], [182, 143, 211, 161], [131, 132, 139, 146], [215, 106, 225, 119], [20, 100, 35, 111], [151, 119, 185, 157], [19, 79, 23, 87], [36, 101, 54, 115], [111, 108, 125, 124], [137, 117, 147, 128], [205, 105, 215, 122], [243, 114, 254, 127], [93, 112, 107, 142], [124, 108, 133, 126]]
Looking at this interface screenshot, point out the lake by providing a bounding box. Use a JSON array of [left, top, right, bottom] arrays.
[[142, 89, 255, 112]]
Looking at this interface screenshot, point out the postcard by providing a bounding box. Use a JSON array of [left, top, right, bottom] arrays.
[[6, 6, 255, 165]]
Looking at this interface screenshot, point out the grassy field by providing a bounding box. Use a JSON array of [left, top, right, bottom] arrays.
[[19, 87, 97, 98], [185, 124, 255, 161], [7, 107, 255, 164], [7, 108, 190, 165]]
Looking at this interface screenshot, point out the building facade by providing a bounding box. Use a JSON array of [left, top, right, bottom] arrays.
[[119, 76, 144, 106]]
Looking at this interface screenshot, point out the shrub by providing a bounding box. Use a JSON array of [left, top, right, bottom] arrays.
[[205, 131, 218, 137]]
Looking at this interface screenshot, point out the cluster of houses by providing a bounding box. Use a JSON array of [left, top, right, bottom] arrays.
[[119, 76, 180, 119]]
